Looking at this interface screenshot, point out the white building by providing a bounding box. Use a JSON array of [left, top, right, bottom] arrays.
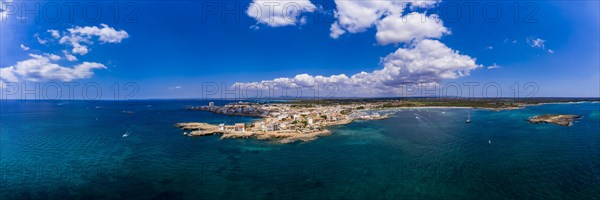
[[270, 112, 281, 117], [254, 121, 267, 131], [267, 123, 279, 131], [277, 114, 289, 120], [234, 123, 245, 132], [279, 122, 287, 129]]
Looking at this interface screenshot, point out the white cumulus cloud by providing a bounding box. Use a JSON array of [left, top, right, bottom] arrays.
[[36, 35, 48, 45], [234, 39, 480, 96], [238, 0, 483, 96], [0, 54, 106, 83], [375, 12, 448, 45], [62, 50, 78, 62], [527, 37, 554, 54], [409, 0, 440, 9], [247, 0, 316, 27], [527, 37, 545, 49], [20, 44, 30, 51], [48, 29, 60, 38], [0, 66, 18, 83], [43, 53, 61, 61], [1, 24, 128, 87], [59, 24, 129, 55], [329, 0, 441, 39], [487, 63, 500, 69]]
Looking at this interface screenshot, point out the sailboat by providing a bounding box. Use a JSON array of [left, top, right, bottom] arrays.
[[465, 111, 471, 123]]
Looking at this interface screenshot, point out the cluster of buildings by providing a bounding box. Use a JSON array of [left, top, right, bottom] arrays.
[[189, 102, 270, 117], [263, 104, 352, 132], [218, 123, 246, 132], [193, 102, 388, 133]]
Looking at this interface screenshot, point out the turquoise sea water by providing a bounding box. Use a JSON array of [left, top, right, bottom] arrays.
[[1, 100, 599, 199]]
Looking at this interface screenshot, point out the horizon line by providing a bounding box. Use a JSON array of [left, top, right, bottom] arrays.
[[2, 97, 600, 101]]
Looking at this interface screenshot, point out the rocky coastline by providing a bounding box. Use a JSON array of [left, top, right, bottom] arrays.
[[175, 122, 332, 143], [177, 102, 390, 143], [528, 114, 582, 126]]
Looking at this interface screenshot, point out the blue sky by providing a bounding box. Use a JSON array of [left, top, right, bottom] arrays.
[[0, 0, 598, 99]]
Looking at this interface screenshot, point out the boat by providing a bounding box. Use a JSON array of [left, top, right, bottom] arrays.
[[122, 131, 131, 138], [465, 111, 471, 123]]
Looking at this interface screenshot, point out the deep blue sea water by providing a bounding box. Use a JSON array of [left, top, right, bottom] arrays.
[[1, 100, 599, 199]]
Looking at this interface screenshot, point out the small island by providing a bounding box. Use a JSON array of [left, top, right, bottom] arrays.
[[528, 114, 582, 126], [176, 98, 598, 143]]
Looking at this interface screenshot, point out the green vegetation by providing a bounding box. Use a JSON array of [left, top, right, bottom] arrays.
[[290, 104, 315, 108], [286, 97, 599, 110], [377, 100, 517, 109], [340, 109, 353, 115]]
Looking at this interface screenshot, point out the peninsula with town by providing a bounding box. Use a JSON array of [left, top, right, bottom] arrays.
[[176, 101, 389, 143], [175, 98, 598, 143]]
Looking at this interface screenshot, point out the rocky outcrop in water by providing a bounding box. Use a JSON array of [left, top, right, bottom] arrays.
[[528, 114, 581, 126]]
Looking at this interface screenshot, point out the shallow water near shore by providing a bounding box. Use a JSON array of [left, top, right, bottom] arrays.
[[1, 100, 599, 199]]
